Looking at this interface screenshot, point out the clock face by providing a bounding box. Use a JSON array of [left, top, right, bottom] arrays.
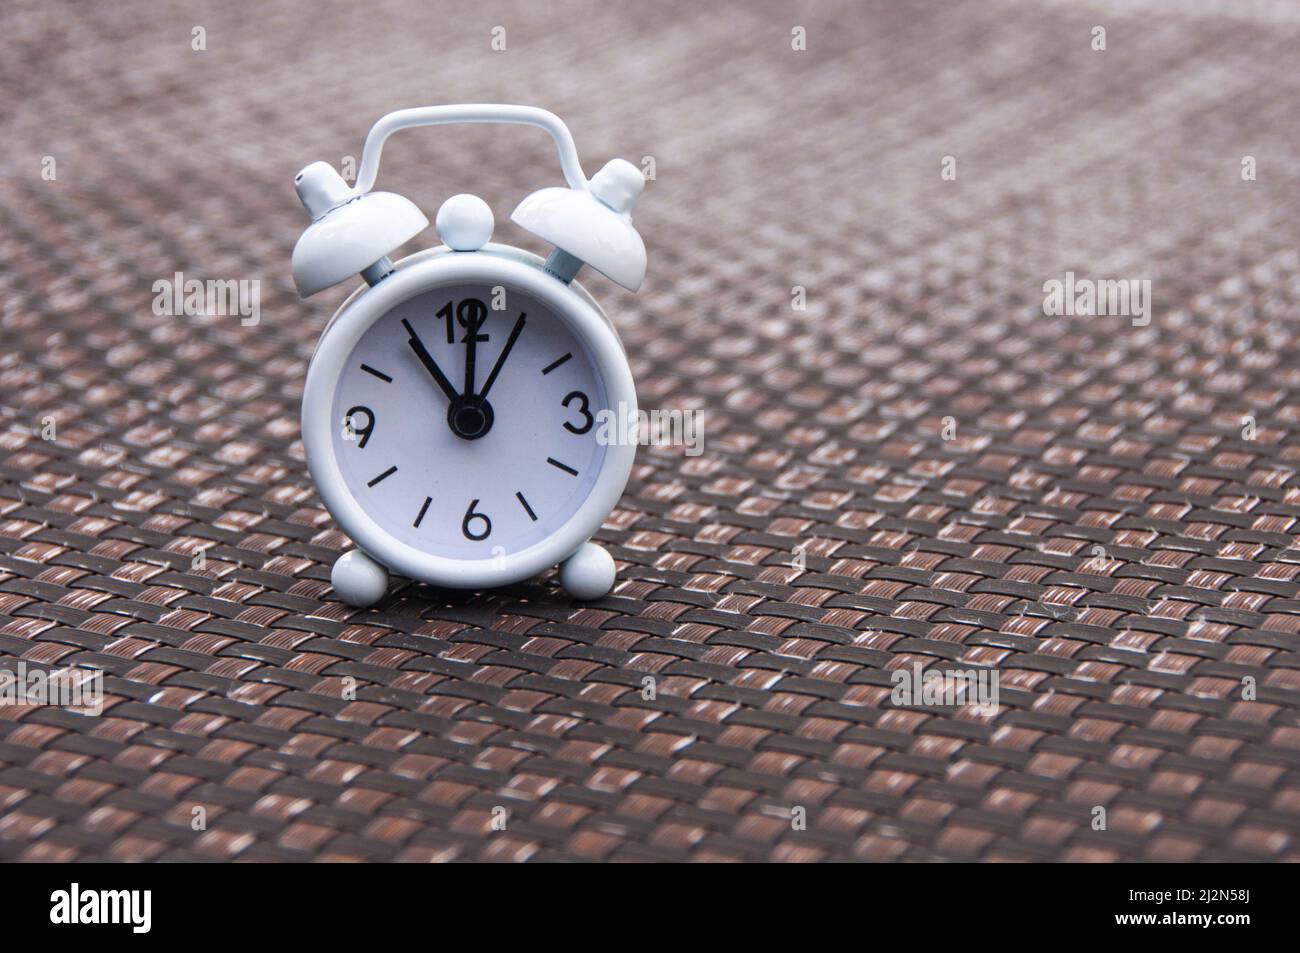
[[328, 282, 609, 561]]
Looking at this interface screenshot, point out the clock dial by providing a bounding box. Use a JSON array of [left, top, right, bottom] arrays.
[[330, 282, 609, 561]]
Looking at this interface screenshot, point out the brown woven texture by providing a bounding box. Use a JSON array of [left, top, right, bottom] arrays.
[[2, 0, 1299, 862]]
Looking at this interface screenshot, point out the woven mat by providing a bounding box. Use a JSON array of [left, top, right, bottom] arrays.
[[2, 0, 1299, 862]]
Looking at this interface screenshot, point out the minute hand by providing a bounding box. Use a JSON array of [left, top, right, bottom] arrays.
[[402, 318, 458, 402], [477, 313, 526, 400]]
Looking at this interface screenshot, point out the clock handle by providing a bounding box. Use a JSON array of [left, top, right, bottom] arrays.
[[349, 104, 590, 198]]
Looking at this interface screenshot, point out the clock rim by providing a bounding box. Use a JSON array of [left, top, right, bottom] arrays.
[[302, 249, 637, 590]]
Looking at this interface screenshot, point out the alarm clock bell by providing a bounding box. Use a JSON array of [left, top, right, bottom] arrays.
[[291, 162, 428, 297], [511, 158, 647, 290]]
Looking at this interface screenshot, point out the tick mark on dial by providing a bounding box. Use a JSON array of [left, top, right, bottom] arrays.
[[360, 364, 393, 383], [541, 353, 572, 375], [368, 465, 398, 487], [547, 457, 578, 476], [516, 491, 538, 521], [414, 495, 432, 527]]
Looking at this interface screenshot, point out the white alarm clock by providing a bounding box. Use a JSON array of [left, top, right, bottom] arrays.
[[291, 105, 646, 607]]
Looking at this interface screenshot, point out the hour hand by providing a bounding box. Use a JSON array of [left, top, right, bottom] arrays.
[[402, 318, 458, 402]]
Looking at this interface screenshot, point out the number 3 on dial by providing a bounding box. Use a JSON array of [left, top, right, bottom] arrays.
[[562, 391, 593, 434]]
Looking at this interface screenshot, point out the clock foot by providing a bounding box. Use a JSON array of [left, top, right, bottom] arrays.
[[331, 549, 389, 607], [559, 542, 616, 600]]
